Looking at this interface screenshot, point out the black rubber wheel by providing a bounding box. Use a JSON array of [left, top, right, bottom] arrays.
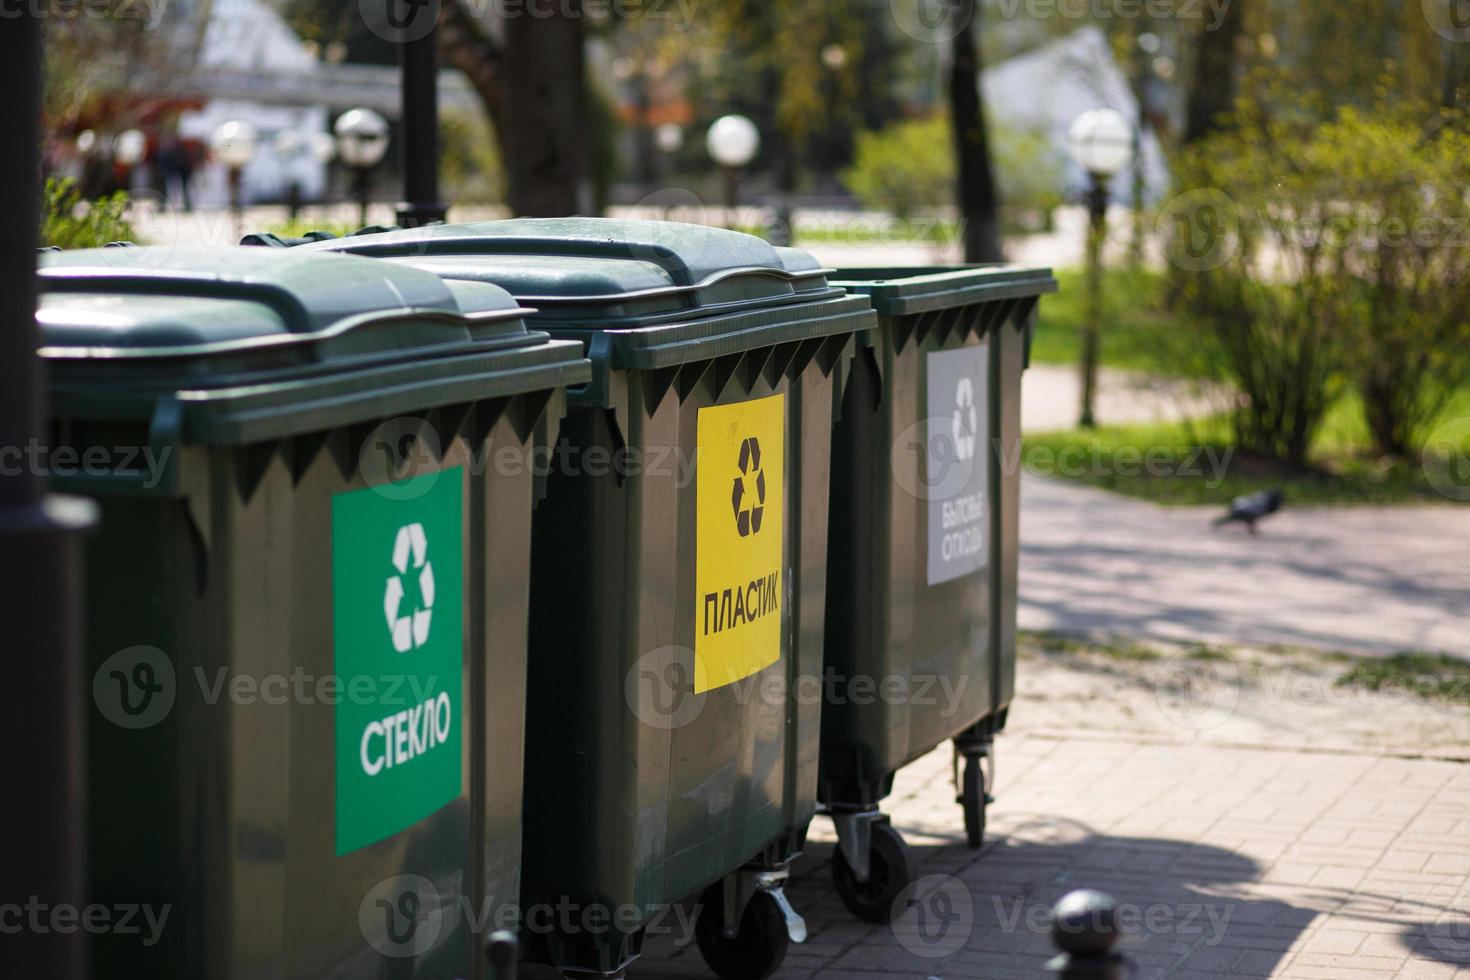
[[961, 754, 987, 848], [695, 884, 790, 980], [831, 820, 913, 923]]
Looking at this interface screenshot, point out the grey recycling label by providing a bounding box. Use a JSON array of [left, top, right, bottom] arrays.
[[926, 344, 989, 585]]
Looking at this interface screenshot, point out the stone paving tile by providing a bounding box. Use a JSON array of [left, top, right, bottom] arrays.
[[616, 731, 1470, 979]]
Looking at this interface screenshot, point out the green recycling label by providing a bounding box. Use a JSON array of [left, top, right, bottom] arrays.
[[333, 469, 464, 855]]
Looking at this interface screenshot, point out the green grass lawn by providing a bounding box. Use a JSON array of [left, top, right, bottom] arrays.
[[731, 219, 964, 246], [1023, 266, 1469, 506], [1028, 267, 1197, 375], [1337, 652, 1470, 704], [1023, 388, 1470, 506]]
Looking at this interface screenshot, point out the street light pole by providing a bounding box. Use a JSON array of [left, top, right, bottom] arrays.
[[706, 114, 760, 230], [334, 108, 391, 230], [1066, 107, 1135, 430], [0, 9, 96, 980], [1080, 173, 1108, 430], [396, 0, 446, 228]]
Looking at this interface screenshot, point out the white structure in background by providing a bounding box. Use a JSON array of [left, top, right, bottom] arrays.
[[982, 26, 1170, 204], [175, 0, 329, 208]]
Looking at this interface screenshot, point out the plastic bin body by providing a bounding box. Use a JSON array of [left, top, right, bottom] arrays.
[[41, 247, 588, 978], [307, 220, 872, 974], [820, 267, 1057, 807]]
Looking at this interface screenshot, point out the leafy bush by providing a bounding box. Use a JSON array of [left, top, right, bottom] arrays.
[[440, 111, 506, 206], [1170, 106, 1470, 462], [1316, 112, 1470, 456], [992, 122, 1066, 233], [842, 115, 953, 221], [843, 114, 1064, 229], [40, 178, 135, 249]]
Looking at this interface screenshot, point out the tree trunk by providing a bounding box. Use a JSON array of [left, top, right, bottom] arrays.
[[1445, 36, 1470, 109], [438, 0, 586, 217], [948, 1, 1003, 263], [498, 3, 586, 215], [1183, 0, 1246, 144]]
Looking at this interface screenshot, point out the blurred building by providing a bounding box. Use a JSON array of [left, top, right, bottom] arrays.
[[101, 0, 476, 208], [982, 26, 1171, 205]]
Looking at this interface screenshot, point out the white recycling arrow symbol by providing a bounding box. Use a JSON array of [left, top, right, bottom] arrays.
[[951, 376, 977, 462], [384, 522, 434, 653]]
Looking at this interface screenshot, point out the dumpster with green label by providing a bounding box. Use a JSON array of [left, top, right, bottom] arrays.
[[40, 246, 588, 978], [306, 219, 872, 979], [818, 266, 1057, 921]]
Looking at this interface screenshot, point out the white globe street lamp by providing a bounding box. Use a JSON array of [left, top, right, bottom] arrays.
[[706, 114, 760, 227], [333, 108, 390, 170], [654, 123, 684, 155], [211, 120, 257, 237], [706, 114, 759, 168], [334, 108, 390, 227], [1066, 107, 1134, 180], [210, 120, 258, 171], [1066, 107, 1134, 430], [114, 129, 147, 168]]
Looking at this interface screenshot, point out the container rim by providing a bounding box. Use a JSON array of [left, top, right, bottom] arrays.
[[36, 305, 535, 361]]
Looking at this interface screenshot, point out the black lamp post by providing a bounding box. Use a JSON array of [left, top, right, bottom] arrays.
[[705, 114, 760, 230], [1066, 108, 1135, 430], [334, 108, 391, 229], [392, 0, 446, 227], [0, 9, 96, 980]]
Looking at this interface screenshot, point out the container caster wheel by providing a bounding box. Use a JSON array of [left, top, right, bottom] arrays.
[[831, 820, 913, 923], [960, 752, 988, 848], [695, 884, 789, 980]]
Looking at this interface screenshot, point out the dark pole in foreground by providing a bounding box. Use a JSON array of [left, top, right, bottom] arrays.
[[396, 0, 447, 228], [0, 9, 96, 980]]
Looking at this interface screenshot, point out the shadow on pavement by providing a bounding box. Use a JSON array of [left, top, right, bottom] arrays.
[[1403, 920, 1470, 968], [628, 815, 1318, 979]]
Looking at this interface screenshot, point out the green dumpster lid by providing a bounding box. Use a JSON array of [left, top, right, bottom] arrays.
[[830, 265, 1059, 317], [39, 246, 531, 368], [302, 218, 838, 323], [38, 246, 589, 446]]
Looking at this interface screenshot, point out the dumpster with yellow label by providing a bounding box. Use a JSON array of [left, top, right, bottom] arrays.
[[305, 219, 871, 979]]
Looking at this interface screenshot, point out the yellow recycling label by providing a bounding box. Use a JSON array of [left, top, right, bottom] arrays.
[[694, 393, 785, 693]]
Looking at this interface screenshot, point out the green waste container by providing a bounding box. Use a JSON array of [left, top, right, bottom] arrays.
[[305, 219, 873, 979], [818, 266, 1057, 921], [40, 246, 589, 978]]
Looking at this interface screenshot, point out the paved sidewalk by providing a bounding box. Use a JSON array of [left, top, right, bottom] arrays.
[[1018, 474, 1470, 657], [1020, 365, 1222, 433], [628, 652, 1470, 980]]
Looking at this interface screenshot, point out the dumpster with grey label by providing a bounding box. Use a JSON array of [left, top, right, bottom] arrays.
[[820, 266, 1056, 921]]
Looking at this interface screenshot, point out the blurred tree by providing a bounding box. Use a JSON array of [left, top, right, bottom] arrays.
[[438, 0, 587, 215], [949, 0, 1001, 262], [1171, 92, 1470, 462], [283, 0, 394, 64], [844, 114, 1060, 233], [1183, 0, 1246, 142], [700, 0, 874, 188], [844, 115, 954, 220], [438, 111, 504, 205], [42, 2, 184, 157]]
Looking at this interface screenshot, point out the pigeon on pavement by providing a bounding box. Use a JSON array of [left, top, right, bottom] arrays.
[[1212, 488, 1283, 534]]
